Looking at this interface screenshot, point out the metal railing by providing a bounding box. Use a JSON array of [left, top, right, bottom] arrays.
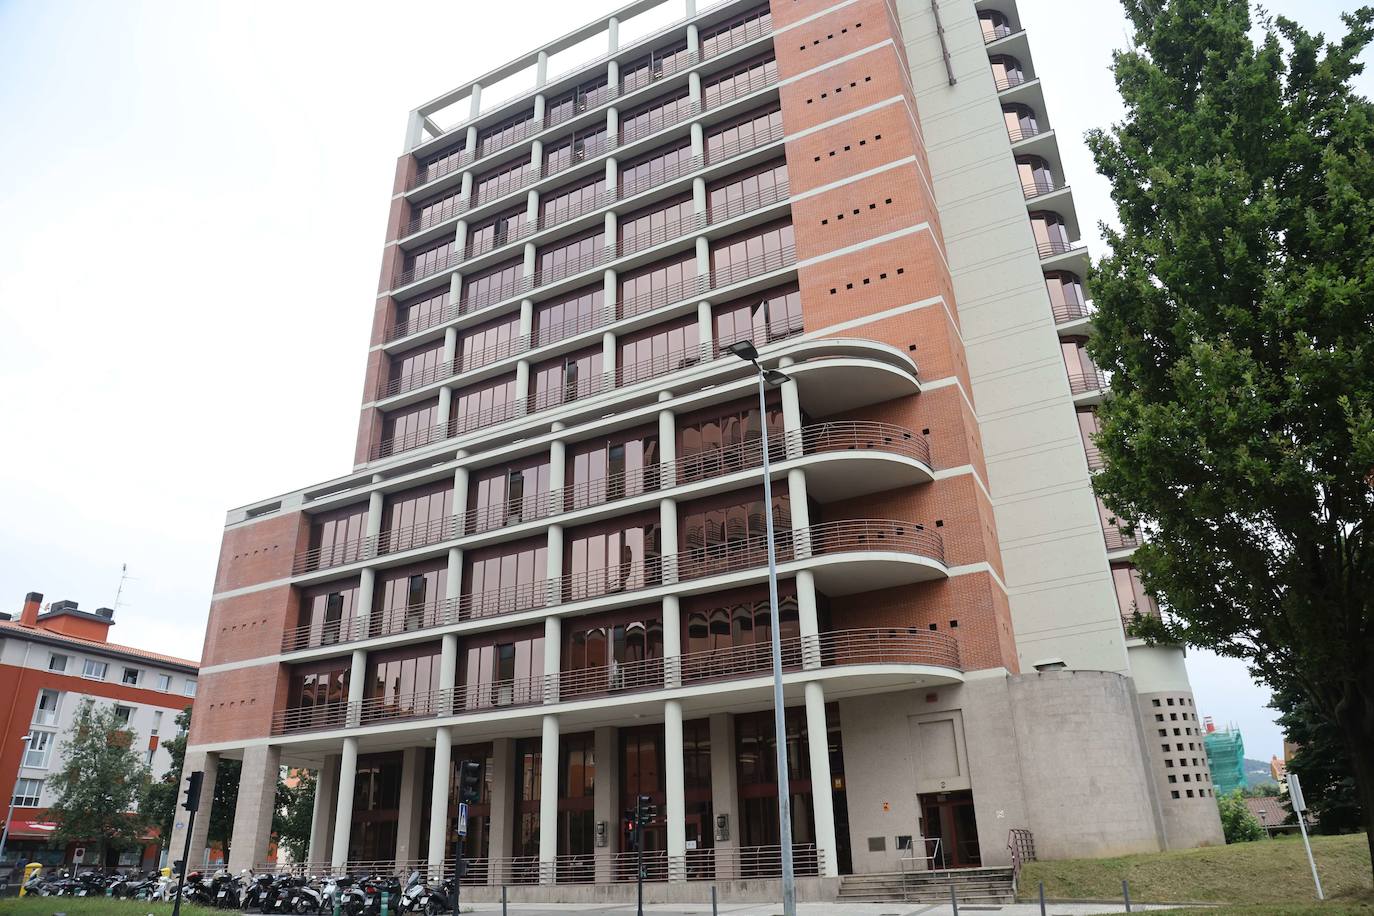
[[619, 98, 700, 146], [533, 244, 614, 288], [1084, 442, 1104, 471], [711, 243, 795, 289], [1067, 369, 1108, 396], [705, 117, 785, 165], [544, 135, 613, 180], [405, 196, 469, 237], [706, 179, 789, 225], [472, 169, 537, 209], [994, 71, 1028, 92], [540, 188, 618, 233], [983, 24, 1014, 42], [1021, 177, 1058, 199], [1036, 237, 1079, 259], [619, 211, 707, 259], [1006, 123, 1043, 143], [272, 627, 958, 733], [464, 222, 537, 261], [704, 67, 779, 110], [546, 85, 617, 129], [394, 247, 463, 287], [701, 13, 774, 60], [386, 303, 452, 342], [1051, 297, 1093, 325], [1104, 524, 1142, 552]]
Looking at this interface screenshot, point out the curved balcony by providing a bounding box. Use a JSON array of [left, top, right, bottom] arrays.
[[283, 513, 943, 652], [1104, 524, 1142, 553], [1021, 176, 1059, 200], [1067, 368, 1108, 397], [270, 625, 960, 735]]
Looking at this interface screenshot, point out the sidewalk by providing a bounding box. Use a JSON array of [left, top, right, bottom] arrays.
[[458, 902, 1182, 915]]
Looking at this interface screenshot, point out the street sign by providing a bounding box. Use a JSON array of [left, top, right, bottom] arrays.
[[457, 802, 469, 837], [1288, 773, 1307, 813]]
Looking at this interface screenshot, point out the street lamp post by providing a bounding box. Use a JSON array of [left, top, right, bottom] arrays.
[[726, 339, 797, 916], [0, 734, 34, 879]]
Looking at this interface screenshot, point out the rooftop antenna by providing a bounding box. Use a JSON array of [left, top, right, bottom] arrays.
[[113, 563, 135, 612]]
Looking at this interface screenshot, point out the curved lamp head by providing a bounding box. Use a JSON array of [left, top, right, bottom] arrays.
[[726, 340, 759, 361], [762, 369, 791, 386]]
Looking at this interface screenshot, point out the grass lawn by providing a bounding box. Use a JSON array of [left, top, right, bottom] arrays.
[[1019, 832, 1371, 906], [0, 899, 213, 913]]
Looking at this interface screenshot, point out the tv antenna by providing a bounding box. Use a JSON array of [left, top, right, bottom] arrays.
[[113, 563, 136, 612]]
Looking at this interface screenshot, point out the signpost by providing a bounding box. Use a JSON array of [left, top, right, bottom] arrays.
[[452, 761, 481, 914], [1287, 773, 1323, 900], [172, 771, 204, 916]]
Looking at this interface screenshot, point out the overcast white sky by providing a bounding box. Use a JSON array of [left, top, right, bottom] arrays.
[[1, 0, 1369, 761]]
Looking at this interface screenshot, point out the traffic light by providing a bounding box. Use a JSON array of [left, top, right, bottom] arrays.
[[458, 759, 482, 805], [635, 794, 657, 826], [181, 771, 204, 813], [623, 811, 639, 851]]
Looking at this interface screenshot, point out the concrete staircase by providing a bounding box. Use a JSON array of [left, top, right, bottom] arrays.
[[837, 866, 1016, 903]]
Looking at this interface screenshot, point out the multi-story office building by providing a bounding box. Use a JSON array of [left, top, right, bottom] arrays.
[[176, 0, 1221, 896], [0, 592, 198, 871]]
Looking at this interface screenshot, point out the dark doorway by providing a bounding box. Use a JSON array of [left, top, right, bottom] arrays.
[[919, 790, 981, 868]]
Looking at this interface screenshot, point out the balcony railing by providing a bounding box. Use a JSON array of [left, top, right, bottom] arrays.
[[704, 67, 779, 110], [464, 222, 538, 260], [1051, 297, 1093, 325], [620, 98, 701, 146], [711, 243, 795, 289], [534, 244, 614, 287], [1036, 237, 1077, 259], [706, 179, 789, 225], [1104, 525, 1142, 552], [1022, 177, 1058, 199], [705, 118, 785, 165], [272, 626, 958, 733], [619, 154, 704, 200], [702, 13, 773, 60], [394, 247, 463, 287], [1067, 369, 1108, 396], [405, 197, 469, 237], [619, 211, 707, 259], [258, 842, 821, 886], [983, 24, 1014, 42], [292, 515, 460, 575], [544, 135, 613, 180], [546, 85, 617, 129], [1007, 123, 1043, 143], [994, 72, 1028, 92], [1084, 442, 1104, 472]]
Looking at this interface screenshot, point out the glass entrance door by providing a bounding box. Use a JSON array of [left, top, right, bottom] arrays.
[[919, 790, 982, 869]]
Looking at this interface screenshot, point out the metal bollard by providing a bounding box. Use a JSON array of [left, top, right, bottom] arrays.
[[950, 882, 959, 916], [711, 884, 718, 916], [1039, 880, 1046, 916], [502, 883, 508, 916], [1123, 878, 1132, 913]]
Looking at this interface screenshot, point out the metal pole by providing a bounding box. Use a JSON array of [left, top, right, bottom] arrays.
[[756, 367, 796, 916], [1038, 880, 1046, 916], [1295, 807, 1324, 900], [170, 804, 197, 916], [501, 884, 507, 916], [1122, 878, 1131, 912], [636, 796, 645, 916], [949, 882, 959, 916], [0, 736, 31, 874], [711, 884, 718, 916]]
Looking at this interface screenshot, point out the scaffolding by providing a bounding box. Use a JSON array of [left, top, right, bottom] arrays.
[[1203, 717, 1247, 795]]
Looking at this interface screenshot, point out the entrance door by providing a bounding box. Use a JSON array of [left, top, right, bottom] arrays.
[[918, 790, 981, 868]]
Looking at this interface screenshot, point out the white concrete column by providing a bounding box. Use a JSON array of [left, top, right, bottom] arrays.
[[536, 51, 550, 87], [396, 746, 425, 865], [455, 218, 469, 255], [443, 326, 459, 365], [465, 125, 479, 159], [440, 632, 458, 713], [488, 737, 517, 881], [367, 489, 385, 546], [516, 359, 531, 413], [546, 518, 564, 598], [603, 269, 618, 320], [469, 84, 483, 120], [695, 236, 710, 284], [608, 60, 620, 95], [460, 171, 475, 203], [660, 497, 678, 584], [688, 71, 702, 107], [227, 744, 280, 873], [531, 139, 544, 178], [663, 595, 681, 687], [690, 122, 705, 160], [452, 465, 470, 537], [523, 241, 537, 280], [549, 438, 567, 514], [607, 107, 620, 146], [450, 271, 465, 311], [538, 714, 560, 882], [519, 298, 535, 344], [355, 568, 376, 640], [804, 681, 839, 877], [406, 110, 426, 151], [658, 404, 676, 465], [664, 699, 687, 880], [687, 23, 700, 56], [607, 16, 620, 52], [543, 614, 561, 703], [308, 755, 339, 866], [693, 176, 707, 217], [593, 725, 620, 880], [605, 157, 618, 196], [708, 713, 738, 876], [697, 301, 713, 356], [526, 190, 540, 230], [427, 726, 453, 879], [347, 648, 368, 726], [331, 737, 360, 869], [780, 363, 804, 459], [602, 331, 617, 386], [685, 0, 697, 16], [788, 467, 811, 559], [604, 210, 617, 256], [797, 569, 821, 669], [445, 547, 463, 624]]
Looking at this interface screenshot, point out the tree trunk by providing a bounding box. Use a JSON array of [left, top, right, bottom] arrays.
[[1332, 678, 1374, 884]]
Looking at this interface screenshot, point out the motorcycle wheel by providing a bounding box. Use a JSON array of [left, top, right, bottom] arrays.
[[426, 899, 449, 914]]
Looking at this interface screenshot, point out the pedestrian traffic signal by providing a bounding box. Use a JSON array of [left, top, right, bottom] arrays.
[[623, 812, 639, 851], [181, 770, 204, 813], [458, 759, 482, 805], [635, 794, 657, 826]]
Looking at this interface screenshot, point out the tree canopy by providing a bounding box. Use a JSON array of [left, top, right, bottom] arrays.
[[1086, 0, 1374, 874], [47, 699, 150, 867]]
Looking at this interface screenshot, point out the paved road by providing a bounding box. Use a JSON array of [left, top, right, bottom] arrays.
[[456, 902, 1179, 916]]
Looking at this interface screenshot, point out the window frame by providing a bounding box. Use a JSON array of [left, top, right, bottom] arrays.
[[82, 658, 108, 681]]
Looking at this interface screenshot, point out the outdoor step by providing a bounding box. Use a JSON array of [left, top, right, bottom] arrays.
[[838, 866, 1015, 903]]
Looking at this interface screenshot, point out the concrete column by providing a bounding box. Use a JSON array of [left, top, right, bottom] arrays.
[[460, 171, 474, 203], [536, 51, 550, 87], [452, 465, 470, 537], [523, 241, 537, 280], [664, 699, 687, 880], [355, 568, 376, 640], [685, 0, 697, 16], [663, 595, 681, 687], [688, 71, 702, 107], [331, 737, 359, 869], [519, 298, 535, 343], [708, 713, 739, 877], [693, 176, 707, 217], [593, 725, 620, 881], [788, 468, 811, 558], [516, 359, 531, 413], [455, 218, 469, 255], [603, 269, 618, 320], [441, 632, 459, 713], [690, 122, 705, 160], [445, 547, 463, 624], [442, 326, 459, 365], [549, 438, 567, 514], [347, 648, 368, 726], [608, 61, 620, 95], [607, 16, 619, 52], [468, 84, 482, 120], [450, 271, 465, 311], [526, 191, 540, 230], [543, 614, 561, 703], [396, 746, 425, 865], [546, 522, 563, 608], [531, 139, 543, 178], [228, 744, 281, 873], [804, 681, 839, 877], [488, 737, 517, 879], [780, 359, 804, 457], [605, 157, 618, 196], [538, 714, 560, 882], [465, 125, 479, 159], [406, 110, 426, 151], [695, 236, 710, 284], [367, 488, 384, 544], [168, 749, 218, 870], [308, 755, 339, 866], [686, 23, 700, 56], [607, 107, 619, 146], [697, 301, 713, 356], [427, 726, 452, 879], [602, 331, 617, 386], [797, 569, 821, 669], [658, 404, 676, 464], [604, 211, 617, 257], [660, 497, 678, 584]]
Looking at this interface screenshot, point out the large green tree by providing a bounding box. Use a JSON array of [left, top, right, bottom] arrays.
[[273, 770, 317, 863], [48, 699, 150, 868], [1271, 685, 1365, 832], [143, 707, 241, 858], [1085, 0, 1374, 875]]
